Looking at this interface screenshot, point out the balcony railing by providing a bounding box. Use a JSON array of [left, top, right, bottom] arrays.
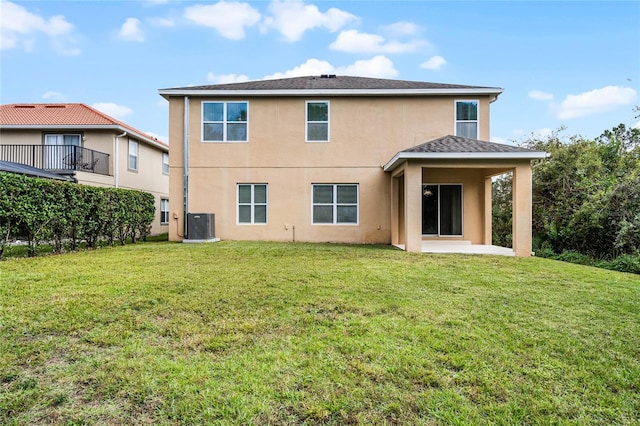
[[0, 145, 110, 176]]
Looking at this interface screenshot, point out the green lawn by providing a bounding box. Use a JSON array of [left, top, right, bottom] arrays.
[[1, 241, 638, 425]]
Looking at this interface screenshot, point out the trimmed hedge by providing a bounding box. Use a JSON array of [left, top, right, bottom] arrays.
[[0, 172, 155, 258]]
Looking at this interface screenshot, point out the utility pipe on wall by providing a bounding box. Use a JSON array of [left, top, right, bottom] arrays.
[[114, 131, 127, 188]]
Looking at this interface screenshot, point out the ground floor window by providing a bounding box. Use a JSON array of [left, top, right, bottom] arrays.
[[312, 184, 358, 224], [422, 184, 463, 236], [160, 198, 169, 224], [238, 184, 267, 224]]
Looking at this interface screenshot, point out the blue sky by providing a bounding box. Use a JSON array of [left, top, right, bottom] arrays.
[[1, 0, 638, 145]]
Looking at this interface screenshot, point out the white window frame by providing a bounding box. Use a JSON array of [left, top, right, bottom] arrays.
[[305, 100, 330, 142], [311, 184, 359, 225], [128, 140, 138, 171], [454, 100, 479, 139], [160, 198, 169, 224], [422, 183, 464, 237], [162, 152, 169, 175], [202, 101, 249, 143], [237, 184, 268, 225]]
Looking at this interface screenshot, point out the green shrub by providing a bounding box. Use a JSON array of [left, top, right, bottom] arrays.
[[596, 254, 640, 274], [0, 172, 155, 259], [555, 250, 594, 265]]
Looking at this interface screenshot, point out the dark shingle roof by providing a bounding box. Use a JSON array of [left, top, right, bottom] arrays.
[[403, 135, 538, 153], [161, 75, 502, 93], [0, 160, 75, 181], [383, 135, 549, 171]]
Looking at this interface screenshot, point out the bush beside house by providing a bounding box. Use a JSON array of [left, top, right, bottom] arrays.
[[0, 172, 155, 258], [492, 123, 640, 274]]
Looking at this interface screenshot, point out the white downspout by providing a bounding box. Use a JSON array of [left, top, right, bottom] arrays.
[[114, 131, 127, 188], [183, 96, 189, 238]]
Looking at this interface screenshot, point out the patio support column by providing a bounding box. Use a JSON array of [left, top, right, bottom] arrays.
[[484, 176, 493, 245], [404, 163, 422, 252], [512, 163, 533, 257], [391, 172, 401, 246]]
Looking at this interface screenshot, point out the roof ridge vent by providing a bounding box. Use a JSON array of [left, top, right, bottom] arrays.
[[44, 105, 66, 108], [320, 74, 337, 78]]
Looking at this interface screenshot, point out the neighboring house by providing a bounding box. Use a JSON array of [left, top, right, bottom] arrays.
[[159, 75, 547, 256], [0, 103, 170, 235]]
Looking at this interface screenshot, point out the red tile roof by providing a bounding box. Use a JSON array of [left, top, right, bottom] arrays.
[[0, 103, 168, 148]]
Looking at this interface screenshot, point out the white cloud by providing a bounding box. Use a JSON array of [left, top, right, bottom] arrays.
[[490, 136, 508, 144], [118, 18, 144, 42], [184, 2, 260, 40], [381, 21, 420, 37], [420, 55, 447, 70], [207, 72, 250, 84], [528, 90, 553, 101], [264, 55, 398, 80], [91, 102, 134, 120], [0, 1, 80, 54], [340, 55, 398, 78], [329, 29, 424, 54], [42, 91, 65, 101], [555, 86, 637, 119], [262, 0, 357, 42], [634, 120, 640, 130], [149, 17, 175, 27], [263, 58, 335, 79]]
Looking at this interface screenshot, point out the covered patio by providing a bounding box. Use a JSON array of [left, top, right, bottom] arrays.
[[384, 135, 548, 257]]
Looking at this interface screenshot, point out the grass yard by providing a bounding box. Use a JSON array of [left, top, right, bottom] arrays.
[[0, 241, 638, 425]]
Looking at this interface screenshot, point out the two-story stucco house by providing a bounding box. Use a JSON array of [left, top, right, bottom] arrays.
[[0, 103, 170, 235], [159, 75, 547, 256]]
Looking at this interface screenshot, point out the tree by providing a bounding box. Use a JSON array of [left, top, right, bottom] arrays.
[[493, 123, 640, 260]]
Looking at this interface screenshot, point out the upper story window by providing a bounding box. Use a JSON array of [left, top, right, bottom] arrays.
[[455, 100, 478, 139], [162, 152, 169, 175], [306, 101, 329, 142], [128, 140, 138, 171], [312, 184, 358, 225], [202, 101, 248, 142]]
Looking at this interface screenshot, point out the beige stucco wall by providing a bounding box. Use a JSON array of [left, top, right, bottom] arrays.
[[167, 94, 495, 243], [1, 128, 169, 235]]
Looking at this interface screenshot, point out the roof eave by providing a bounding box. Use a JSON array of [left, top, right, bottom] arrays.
[[0, 124, 168, 151], [158, 87, 504, 99], [383, 151, 550, 172]]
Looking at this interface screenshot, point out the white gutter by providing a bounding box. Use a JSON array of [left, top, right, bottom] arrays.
[[114, 132, 127, 187], [159, 87, 504, 99], [383, 151, 550, 172]]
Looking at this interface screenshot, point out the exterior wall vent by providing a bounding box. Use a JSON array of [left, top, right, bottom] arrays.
[[186, 213, 216, 240]]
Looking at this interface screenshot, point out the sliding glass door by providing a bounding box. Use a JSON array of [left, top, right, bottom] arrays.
[[44, 134, 81, 170], [422, 184, 463, 236]]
